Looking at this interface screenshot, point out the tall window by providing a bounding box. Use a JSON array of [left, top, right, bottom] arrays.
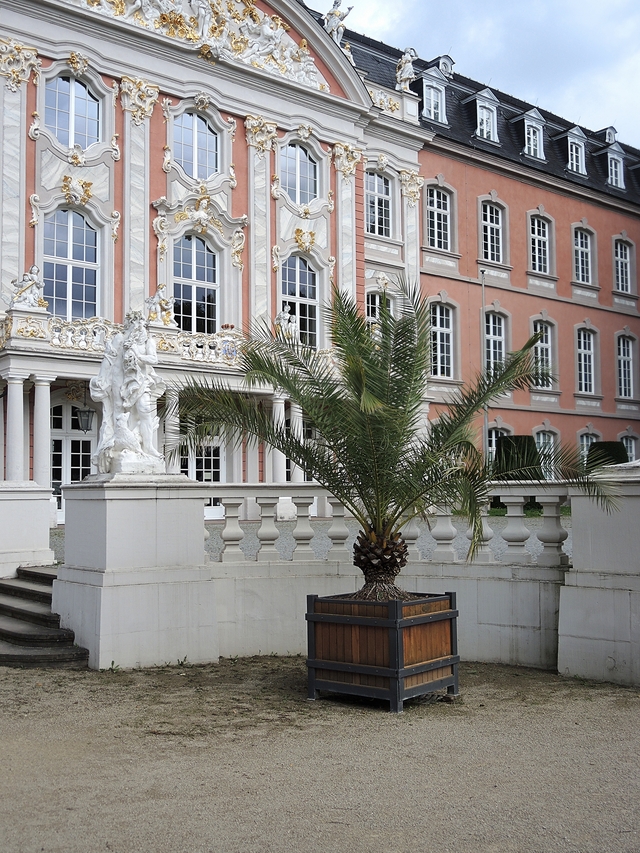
[[577, 328, 594, 394], [485, 312, 505, 371], [621, 435, 637, 462], [426, 188, 451, 251], [482, 203, 502, 263], [365, 173, 391, 237], [525, 124, 542, 158], [579, 432, 597, 461], [477, 105, 496, 141], [608, 156, 623, 188], [282, 256, 317, 348], [535, 430, 556, 479], [530, 216, 549, 274], [617, 336, 633, 399], [45, 76, 100, 149], [423, 86, 443, 122], [615, 240, 630, 292], [533, 320, 552, 388], [574, 229, 592, 284], [431, 304, 452, 377], [173, 112, 218, 180], [43, 210, 98, 320], [487, 428, 507, 463], [366, 291, 390, 327], [173, 234, 217, 333], [280, 144, 318, 205], [568, 140, 584, 174]]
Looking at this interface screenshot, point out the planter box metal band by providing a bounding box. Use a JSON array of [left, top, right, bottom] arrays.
[[306, 592, 460, 713]]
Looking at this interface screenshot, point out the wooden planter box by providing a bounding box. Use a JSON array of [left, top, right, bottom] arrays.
[[306, 592, 460, 713]]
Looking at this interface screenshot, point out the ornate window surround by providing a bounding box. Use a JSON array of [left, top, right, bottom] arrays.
[[511, 108, 546, 160], [463, 88, 500, 144], [273, 127, 332, 219], [420, 67, 448, 124], [37, 60, 115, 162]]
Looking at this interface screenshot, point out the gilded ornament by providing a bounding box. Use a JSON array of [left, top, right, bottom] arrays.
[[0, 38, 41, 92], [194, 91, 211, 111], [174, 187, 224, 236], [231, 228, 246, 271], [17, 317, 46, 339], [400, 169, 424, 207], [368, 89, 400, 113], [271, 174, 282, 199], [119, 76, 159, 125], [294, 228, 315, 254], [62, 175, 93, 206], [67, 52, 89, 76], [68, 144, 86, 167], [332, 142, 362, 178], [244, 115, 277, 156], [0, 316, 13, 350], [152, 214, 169, 260]]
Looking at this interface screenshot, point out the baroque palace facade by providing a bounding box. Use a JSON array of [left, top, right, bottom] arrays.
[[1, 0, 639, 521]]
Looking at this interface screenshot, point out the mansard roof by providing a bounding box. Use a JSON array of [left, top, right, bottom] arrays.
[[295, 1, 640, 206]]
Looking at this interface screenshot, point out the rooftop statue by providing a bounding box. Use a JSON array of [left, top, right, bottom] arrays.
[[396, 47, 417, 93], [323, 0, 353, 45], [90, 312, 166, 475]]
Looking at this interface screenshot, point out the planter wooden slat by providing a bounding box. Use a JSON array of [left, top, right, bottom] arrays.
[[307, 592, 460, 713]]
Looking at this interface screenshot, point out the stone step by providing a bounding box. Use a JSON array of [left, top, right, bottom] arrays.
[[0, 578, 53, 605], [16, 566, 58, 585], [0, 638, 89, 668], [0, 613, 75, 646], [0, 593, 60, 628]]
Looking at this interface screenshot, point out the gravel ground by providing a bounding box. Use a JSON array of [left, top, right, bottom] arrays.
[[50, 515, 573, 565], [0, 658, 637, 853]]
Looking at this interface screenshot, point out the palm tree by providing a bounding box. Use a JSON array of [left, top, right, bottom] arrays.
[[174, 281, 607, 601]]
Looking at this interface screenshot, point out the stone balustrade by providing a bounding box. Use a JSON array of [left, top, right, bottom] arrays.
[[206, 481, 571, 567]]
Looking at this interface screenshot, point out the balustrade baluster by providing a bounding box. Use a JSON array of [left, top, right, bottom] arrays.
[[220, 497, 246, 562], [535, 493, 569, 566], [499, 495, 532, 563], [466, 505, 494, 562], [255, 496, 281, 561], [430, 506, 459, 562], [402, 515, 421, 562], [291, 496, 315, 561], [326, 497, 351, 562]]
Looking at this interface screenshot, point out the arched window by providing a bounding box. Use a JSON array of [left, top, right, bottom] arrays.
[[280, 144, 318, 205], [43, 210, 98, 320], [431, 303, 453, 377], [579, 432, 598, 461], [281, 256, 318, 348], [574, 229, 592, 284], [530, 216, 549, 274], [173, 112, 218, 180], [621, 434, 637, 462], [614, 240, 631, 292], [426, 188, 451, 251], [487, 427, 507, 462], [533, 320, 553, 388], [365, 173, 391, 237], [45, 76, 100, 149], [485, 312, 505, 370], [173, 234, 217, 333], [535, 430, 556, 479], [366, 291, 391, 327]]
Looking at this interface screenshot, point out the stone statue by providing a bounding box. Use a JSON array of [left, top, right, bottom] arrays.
[[145, 283, 176, 327], [9, 265, 47, 309], [90, 311, 166, 474], [323, 0, 353, 45], [396, 48, 417, 93], [275, 304, 298, 340]]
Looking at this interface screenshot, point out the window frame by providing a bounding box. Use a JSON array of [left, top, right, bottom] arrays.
[[578, 430, 600, 462], [279, 142, 319, 206], [572, 223, 598, 289], [172, 232, 219, 335], [616, 333, 636, 400], [613, 237, 635, 295], [477, 103, 498, 142], [620, 433, 638, 462], [430, 302, 454, 378], [607, 154, 625, 189], [481, 201, 503, 264], [529, 215, 550, 275], [172, 110, 220, 182], [423, 84, 446, 123], [485, 311, 506, 372], [576, 327, 596, 395], [365, 171, 392, 239], [280, 255, 320, 349], [42, 208, 100, 322], [568, 139, 587, 175], [426, 186, 452, 252], [525, 123, 544, 159], [532, 319, 554, 389]]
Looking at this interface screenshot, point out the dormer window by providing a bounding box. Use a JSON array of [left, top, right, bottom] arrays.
[[568, 140, 584, 173], [477, 104, 497, 141], [424, 85, 444, 122], [608, 154, 624, 189], [525, 124, 542, 158]]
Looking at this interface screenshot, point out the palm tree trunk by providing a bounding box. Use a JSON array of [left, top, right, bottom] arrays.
[[350, 528, 411, 600]]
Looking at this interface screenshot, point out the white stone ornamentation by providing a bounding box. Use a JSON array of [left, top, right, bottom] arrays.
[[110, 210, 121, 242], [111, 133, 121, 161], [62, 175, 92, 205], [152, 213, 169, 260], [9, 266, 48, 310], [119, 76, 159, 125], [323, 0, 353, 44], [67, 143, 86, 167], [67, 52, 89, 76], [396, 48, 417, 93], [194, 91, 210, 111], [90, 311, 166, 475], [228, 163, 237, 189], [333, 142, 362, 178], [245, 115, 278, 158], [298, 124, 313, 141], [28, 111, 40, 141], [231, 227, 246, 271], [0, 38, 41, 91], [145, 283, 176, 327], [271, 174, 282, 199], [369, 89, 400, 113], [161, 97, 172, 121], [162, 145, 171, 173], [328, 255, 336, 286], [29, 194, 40, 228], [225, 116, 237, 141], [272, 245, 281, 272], [174, 187, 224, 236], [400, 169, 424, 207]]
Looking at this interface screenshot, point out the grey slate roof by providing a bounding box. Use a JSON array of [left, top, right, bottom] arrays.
[[296, 1, 640, 206]]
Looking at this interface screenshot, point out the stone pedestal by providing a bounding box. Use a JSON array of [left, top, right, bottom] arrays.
[[52, 473, 218, 670], [558, 467, 640, 686], [0, 481, 55, 577]]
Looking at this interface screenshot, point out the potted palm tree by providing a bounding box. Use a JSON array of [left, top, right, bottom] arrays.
[[175, 281, 606, 711]]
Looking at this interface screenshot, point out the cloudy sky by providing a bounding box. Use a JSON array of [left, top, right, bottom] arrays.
[[335, 0, 640, 148]]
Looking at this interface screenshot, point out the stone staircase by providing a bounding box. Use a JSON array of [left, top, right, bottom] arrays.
[[0, 567, 89, 668]]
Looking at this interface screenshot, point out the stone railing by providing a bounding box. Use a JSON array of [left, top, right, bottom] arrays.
[[206, 481, 571, 566]]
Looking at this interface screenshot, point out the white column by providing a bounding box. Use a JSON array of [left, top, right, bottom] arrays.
[[5, 374, 26, 481], [289, 401, 304, 483], [271, 395, 287, 483], [164, 388, 181, 474], [32, 376, 53, 487], [0, 390, 4, 479]]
